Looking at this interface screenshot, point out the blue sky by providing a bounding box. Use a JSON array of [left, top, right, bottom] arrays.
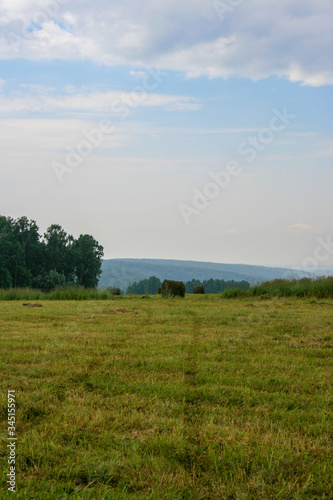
[[0, 0, 332, 269]]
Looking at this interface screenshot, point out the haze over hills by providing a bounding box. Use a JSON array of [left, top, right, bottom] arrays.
[[99, 259, 315, 292]]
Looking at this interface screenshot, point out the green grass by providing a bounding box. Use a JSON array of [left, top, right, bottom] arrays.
[[0, 296, 332, 499], [231, 276, 333, 299], [0, 287, 122, 301]]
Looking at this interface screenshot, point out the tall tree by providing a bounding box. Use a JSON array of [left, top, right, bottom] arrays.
[[126, 276, 162, 295], [43, 224, 75, 280], [13, 217, 44, 286], [0, 216, 16, 288], [74, 234, 104, 288]]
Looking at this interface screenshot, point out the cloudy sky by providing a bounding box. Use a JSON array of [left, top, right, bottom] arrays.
[[0, 0, 332, 268]]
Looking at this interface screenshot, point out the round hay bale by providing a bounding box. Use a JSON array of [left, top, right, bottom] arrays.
[[161, 279, 185, 298]]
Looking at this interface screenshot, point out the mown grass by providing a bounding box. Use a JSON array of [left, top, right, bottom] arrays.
[[0, 295, 332, 499]]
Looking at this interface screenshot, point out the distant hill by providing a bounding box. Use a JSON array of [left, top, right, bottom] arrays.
[[99, 258, 311, 292]]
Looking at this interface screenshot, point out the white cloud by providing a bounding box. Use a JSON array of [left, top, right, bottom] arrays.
[[0, 86, 201, 116], [0, 1, 332, 86], [287, 224, 318, 233], [130, 70, 147, 80]]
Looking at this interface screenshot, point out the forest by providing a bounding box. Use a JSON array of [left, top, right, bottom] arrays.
[[126, 276, 250, 295], [0, 215, 104, 291]]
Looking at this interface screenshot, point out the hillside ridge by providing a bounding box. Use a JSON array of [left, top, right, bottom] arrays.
[[99, 258, 312, 291]]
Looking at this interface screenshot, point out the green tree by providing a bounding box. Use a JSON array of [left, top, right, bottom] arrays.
[[0, 216, 16, 288], [43, 224, 75, 280], [0, 216, 104, 291], [74, 234, 104, 288], [146, 276, 162, 294], [126, 276, 162, 295], [185, 279, 202, 294], [33, 270, 71, 292], [13, 217, 44, 287]]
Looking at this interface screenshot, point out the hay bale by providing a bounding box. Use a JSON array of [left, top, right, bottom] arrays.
[[23, 303, 43, 308], [161, 279, 185, 298], [109, 287, 121, 295], [193, 285, 205, 294]]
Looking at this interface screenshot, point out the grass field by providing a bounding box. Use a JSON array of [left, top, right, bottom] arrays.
[[0, 295, 332, 499]]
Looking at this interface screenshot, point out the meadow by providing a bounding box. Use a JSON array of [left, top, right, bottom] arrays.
[[0, 295, 332, 499]]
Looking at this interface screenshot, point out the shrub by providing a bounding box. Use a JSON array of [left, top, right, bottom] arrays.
[[222, 289, 248, 299], [249, 276, 333, 299]]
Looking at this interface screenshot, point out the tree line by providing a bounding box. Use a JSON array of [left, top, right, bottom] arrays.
[[126, 276, 250, 295], [0, 216, 104, 291]]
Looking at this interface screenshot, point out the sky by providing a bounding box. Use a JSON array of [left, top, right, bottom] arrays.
[[0, 0, 332, 269]]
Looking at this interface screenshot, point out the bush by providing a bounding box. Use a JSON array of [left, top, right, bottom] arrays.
[[219, 276, 333, 299], [249, 276, 333, 299], [222, 289, 248, 299], [33, 270, 73, 293]]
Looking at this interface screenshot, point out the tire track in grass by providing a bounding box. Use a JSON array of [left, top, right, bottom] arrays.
[[181, 315, 207, 483]]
